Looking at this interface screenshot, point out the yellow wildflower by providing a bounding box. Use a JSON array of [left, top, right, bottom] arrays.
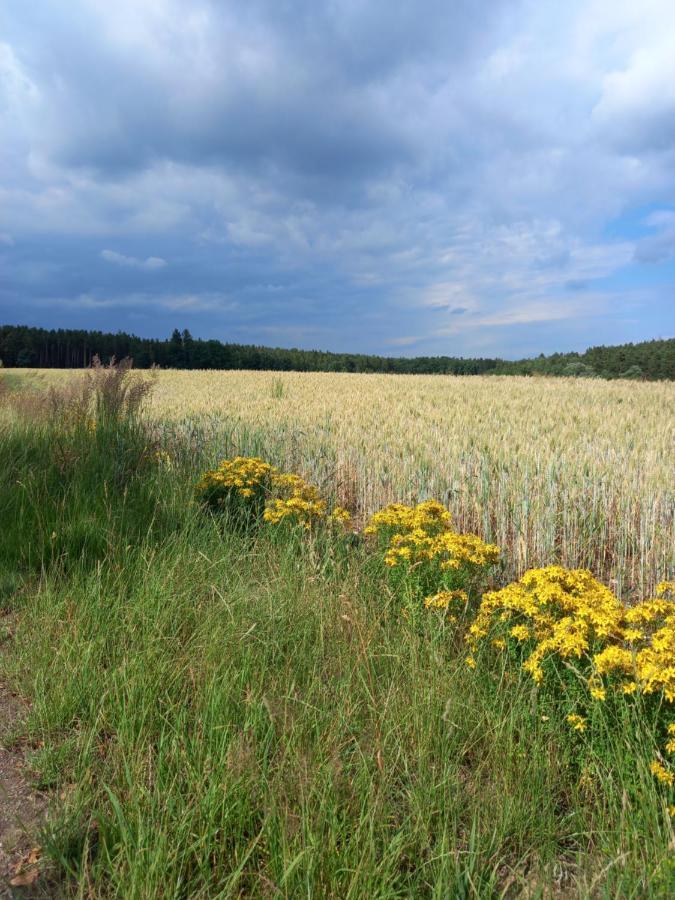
[[650, 760, 674, 786], [330, 506, 352, 527], [195, 456, 276, 506], [666, 724, 675, 754], [424, 589, 468, 611], [366, 500, 499, 574], [468, 567, 624, 683], [594, 591, 675, 703], [510, 624, 530, 642], [566, 714, 587, 732]]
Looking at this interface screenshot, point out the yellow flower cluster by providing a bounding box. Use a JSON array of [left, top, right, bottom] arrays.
[[566, 714, 587, 732], [195, 456, 276, 504], [468, 571, 675, 793], [329, 506, 352, 525], [468, 566, 624, 684], [365, 500, 500, 572], [196, 457, 352, 530], [667, 723, 675, 755], [650, 761, 674, 786], [424, 589, 469, 622], [263, 472, 328, 528], [424, 589, 469, 610], [365, 500, 452, 536], [593, 581, 675, 702]]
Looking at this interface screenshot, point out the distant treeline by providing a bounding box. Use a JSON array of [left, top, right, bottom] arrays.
[[1, 325, 673, 380]]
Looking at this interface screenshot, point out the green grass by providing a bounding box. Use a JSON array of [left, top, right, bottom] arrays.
[[0, 397, 673, 897]]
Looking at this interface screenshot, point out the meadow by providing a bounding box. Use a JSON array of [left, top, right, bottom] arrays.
[[0, 365, 673, 897]]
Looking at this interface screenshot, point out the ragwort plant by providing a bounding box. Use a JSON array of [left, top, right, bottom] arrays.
[[466, 566, 625, 685], [195, 456, 352, 534], [466, 567, 675, 820], [364, 499, 500, 622], [264, 472, 351, 532], [194, 456, 277, 526]]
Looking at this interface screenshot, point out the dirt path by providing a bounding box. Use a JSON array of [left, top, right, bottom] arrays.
[[0, 642, 50, 897]]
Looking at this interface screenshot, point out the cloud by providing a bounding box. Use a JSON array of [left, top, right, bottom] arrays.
[[633, 210, 675, 264], [634, 233, 675, 264], [592, 28, 675, 154], [387, 335, 421, 347], [54, 291, 234, 314], [644, 211, 675, 229], [7, 0, 506, 186], [0, 0, 673, 356], [101, 250, 167, 270]]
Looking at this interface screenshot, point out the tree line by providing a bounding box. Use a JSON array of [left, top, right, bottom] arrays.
[[1, 324, 673, 380]]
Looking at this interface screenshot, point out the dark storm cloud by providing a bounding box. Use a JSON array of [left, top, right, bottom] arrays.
[[1, 0, 674, 356], [6, 0, 504, 188]]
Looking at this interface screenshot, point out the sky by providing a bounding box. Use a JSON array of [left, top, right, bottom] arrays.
[[1, 0, 674, 359]]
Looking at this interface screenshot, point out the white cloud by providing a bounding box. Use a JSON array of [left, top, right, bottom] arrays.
[[101, 249, 167, 270], [53, 291, 234, 313], [387, 335, 422, 347]]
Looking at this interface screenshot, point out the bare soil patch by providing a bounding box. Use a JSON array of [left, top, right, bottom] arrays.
[[0, 636, 50, 898]]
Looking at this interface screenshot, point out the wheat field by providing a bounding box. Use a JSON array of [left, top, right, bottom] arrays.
[[13, 369, 675, 598]]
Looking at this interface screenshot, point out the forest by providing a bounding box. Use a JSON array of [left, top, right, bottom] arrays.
[[0, 324, 673, 380]]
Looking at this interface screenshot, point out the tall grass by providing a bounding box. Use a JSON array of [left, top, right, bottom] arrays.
[[0, 360, 170, 581], [1, 368, 673, 896], [4, 526, 674, 895]]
